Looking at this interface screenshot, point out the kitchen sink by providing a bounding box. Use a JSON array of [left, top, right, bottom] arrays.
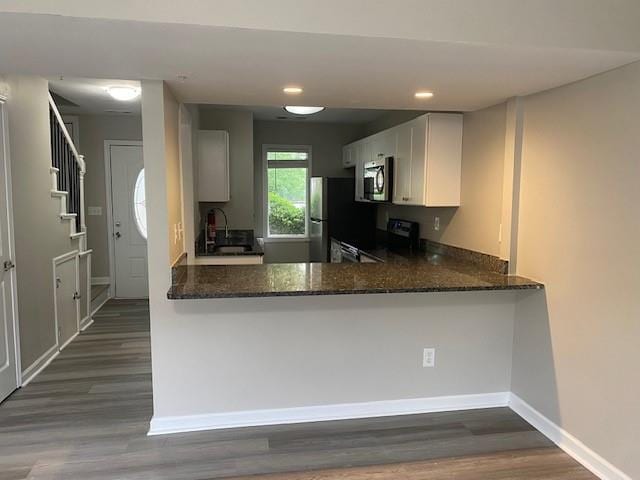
[[212, 244, 252, 254]]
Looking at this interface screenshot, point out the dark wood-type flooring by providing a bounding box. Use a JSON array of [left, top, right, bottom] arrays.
[[0, 299, 595, 479]]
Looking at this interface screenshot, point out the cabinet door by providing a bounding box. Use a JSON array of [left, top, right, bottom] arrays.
[[409, 115, 428, 205], [197, 130, 230, 202], [342, 144, 355, 168], [371, 129, 397, 161], [393, 124, 412, 204], [424, 114, 463, 206]]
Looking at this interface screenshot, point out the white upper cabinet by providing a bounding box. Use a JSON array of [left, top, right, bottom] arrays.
[[345, 113, 462, 207], [197, 130, 230, 202], [393, 123, 413, 204], [342, 143, 355, 168], [422, 114, 463, 206]]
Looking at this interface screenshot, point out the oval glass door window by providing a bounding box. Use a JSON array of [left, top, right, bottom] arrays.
[[133, 168, 147, 239]]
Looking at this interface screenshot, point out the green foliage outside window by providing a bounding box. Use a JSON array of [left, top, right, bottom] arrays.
[[267, 166, 306, 235], [268, 191, 305, 235]]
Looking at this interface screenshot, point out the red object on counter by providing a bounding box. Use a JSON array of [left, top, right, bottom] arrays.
[[207, 210, 216, 241]]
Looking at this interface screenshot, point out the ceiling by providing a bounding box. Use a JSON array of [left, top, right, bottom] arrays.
[[1, 5, 640, 111], [203, 105, 406, 124], [48, 77, 141, 115]]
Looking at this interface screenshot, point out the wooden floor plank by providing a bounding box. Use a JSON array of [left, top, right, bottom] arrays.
[[0, 299, 595, 480]]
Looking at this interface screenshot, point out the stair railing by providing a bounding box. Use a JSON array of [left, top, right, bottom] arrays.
[[48, 93, 86, 250]]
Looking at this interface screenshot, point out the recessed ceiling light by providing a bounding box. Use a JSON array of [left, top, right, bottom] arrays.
[[284, 106, 325, 115], [107, 86, 141, 101], [415, 91, 434, 99], [283, 86, 303, 94]]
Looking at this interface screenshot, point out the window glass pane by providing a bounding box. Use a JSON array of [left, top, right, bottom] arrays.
[[267, 151, 308, 161], [133, 168, 147, 239], [268, 167, 307, 236]]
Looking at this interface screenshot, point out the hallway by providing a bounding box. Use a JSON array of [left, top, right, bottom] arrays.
[[0, 300, 594, 480]]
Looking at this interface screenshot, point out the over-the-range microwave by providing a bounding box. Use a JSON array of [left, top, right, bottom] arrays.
[[363, 155, 393, 202]]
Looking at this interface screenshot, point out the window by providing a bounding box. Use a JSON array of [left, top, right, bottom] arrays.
[[264, 146, 311, 238], [133, 168, 147, 239]]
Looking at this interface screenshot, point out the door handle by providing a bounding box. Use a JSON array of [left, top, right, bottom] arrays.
[[3, 260, 15, 271], [115, 232, 121, 239], [73, 291, 81, 300]]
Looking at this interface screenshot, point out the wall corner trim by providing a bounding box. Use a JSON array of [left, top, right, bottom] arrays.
[[147, 391, 509, 436], [508, 394, 631, 480]]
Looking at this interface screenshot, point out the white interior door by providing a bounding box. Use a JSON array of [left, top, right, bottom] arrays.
[[55, 256, 78, 348], [0, 100, 19, 402], [109, 144, 148, 298]]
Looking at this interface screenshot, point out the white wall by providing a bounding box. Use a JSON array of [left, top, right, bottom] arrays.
[[73, 114, 142, 278], [375, 103, 508, 257], [512, 61, 640, 479], [2, 76, 87, 369], [198, 107, 254, 230], [152, 292, 517, 418]]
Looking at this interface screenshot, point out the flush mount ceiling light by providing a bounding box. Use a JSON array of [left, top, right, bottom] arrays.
[[415, 91, 434, 99], [284, 106, 325, 115], [107, 86, 141, 101], [283, 86, 303, 94]]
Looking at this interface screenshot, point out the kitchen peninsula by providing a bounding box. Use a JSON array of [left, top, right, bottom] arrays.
[[168, 240, 542, 299]]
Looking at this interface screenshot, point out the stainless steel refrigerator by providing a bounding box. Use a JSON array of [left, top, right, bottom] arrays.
[[309, 177, 376, 262]]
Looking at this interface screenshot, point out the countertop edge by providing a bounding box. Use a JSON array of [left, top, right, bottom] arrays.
[[167, 282, 544, 300]]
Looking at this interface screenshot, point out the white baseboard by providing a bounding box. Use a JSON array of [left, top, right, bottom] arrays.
[[148, 391, 509, 436], [91, 292, 111, 316], [21, 343, 59, 387], [80, 317, 94, 331], [91, 276, 110, 285], [509, 393, 631, 480], [58, 331, 79, 351]]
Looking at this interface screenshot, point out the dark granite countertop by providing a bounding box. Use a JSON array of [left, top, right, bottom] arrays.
[[195, 230, 264, 257], [168, 253, 542, 299]]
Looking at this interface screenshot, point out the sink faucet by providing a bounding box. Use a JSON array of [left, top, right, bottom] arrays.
[[210, 207, 230, 239]]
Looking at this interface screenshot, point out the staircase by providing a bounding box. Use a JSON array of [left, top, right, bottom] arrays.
[[48, 94, 87, 249]]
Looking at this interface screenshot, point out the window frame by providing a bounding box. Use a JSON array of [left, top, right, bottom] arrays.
[[262, 144, 312, 241]]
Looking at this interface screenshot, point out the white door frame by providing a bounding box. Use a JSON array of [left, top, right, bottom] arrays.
[[0, 94, 22, 386], [104, 140, 143, 297]]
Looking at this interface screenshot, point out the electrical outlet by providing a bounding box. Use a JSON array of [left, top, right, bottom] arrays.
[[423, 348, 436, 368], [434, 216, 440, 231]]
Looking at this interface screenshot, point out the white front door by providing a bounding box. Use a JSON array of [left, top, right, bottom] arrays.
[[0, 100, 19, 402], [109, 144, 148, 298]]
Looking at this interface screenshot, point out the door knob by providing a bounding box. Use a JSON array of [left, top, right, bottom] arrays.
[[115, 221, 121, 227], [115, 232, 122, 239], [3, 260, 15, 271]]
